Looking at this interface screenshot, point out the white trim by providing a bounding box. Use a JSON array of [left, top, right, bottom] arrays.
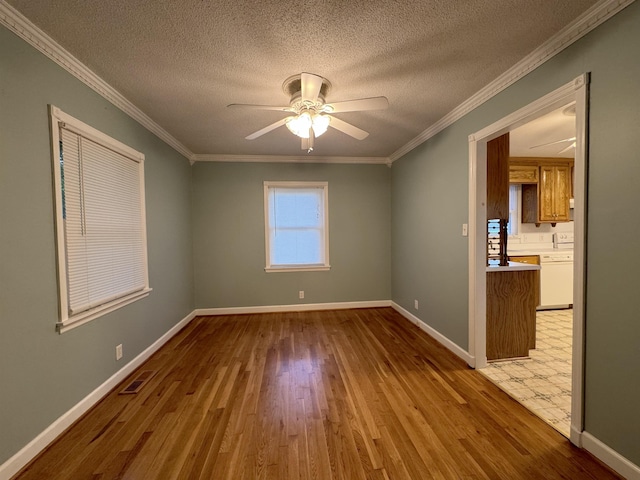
[[468, 74, 588, 446], [570, 75, 589, 447], [264, 181, 330, 271], [391, 302, 474, 365], [52, 106, 145, 161], [581, 432, 640, 480], [0, 0, 192, 161], [192, 154, 391, 165], [50, 106, 151, 331], [0, 310, 197, 480], [195, 300, 391, 316], [468, 76, 586, 143], [57, 289, 152, 333], [388, 0, 633, 163], [468, 137, 487, 370], [265, 265, 331, 273]]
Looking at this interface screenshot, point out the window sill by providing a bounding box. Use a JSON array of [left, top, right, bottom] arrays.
[[57, 288, 152, 333], [265, 265, 331, 273]]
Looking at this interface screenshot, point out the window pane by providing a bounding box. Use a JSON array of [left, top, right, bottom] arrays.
[[271, 189, 322, 228], [265, 183, 328, 269], [272, 229, 322, 265]]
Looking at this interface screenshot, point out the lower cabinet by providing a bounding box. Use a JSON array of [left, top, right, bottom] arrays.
[[508, 255, 540, 311], [486, 269, 538, 360]]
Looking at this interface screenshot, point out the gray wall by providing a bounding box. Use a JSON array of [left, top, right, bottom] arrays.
[[0, 26, 194, 464], [391, 2, 640, 466], [192, 162, 391, 308], [2, 0, 639, 472]]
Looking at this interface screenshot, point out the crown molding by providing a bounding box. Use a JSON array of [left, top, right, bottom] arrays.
[[0, 0, 193, 161], [388, 0, 635, 164], [3, 0, 632, 166], [191, 154, 392, 166]]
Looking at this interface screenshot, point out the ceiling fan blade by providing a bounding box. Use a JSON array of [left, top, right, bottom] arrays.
[[328, 116, 369, 140], [530, 137, 576, 149], [228, 103, 292, 112], [324, 96, 389, 113], [558, 142, 576, 154], [245, 117, 289, 140], [301, 73, 323, 103]]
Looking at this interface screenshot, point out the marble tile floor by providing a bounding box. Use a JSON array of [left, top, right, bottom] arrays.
[[480, 309, 573, 437]]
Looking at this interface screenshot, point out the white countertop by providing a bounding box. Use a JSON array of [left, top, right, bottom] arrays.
[[486, 261, 541, 272]]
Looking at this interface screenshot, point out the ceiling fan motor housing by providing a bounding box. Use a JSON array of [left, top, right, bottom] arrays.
[[283, 74, 331, 108]]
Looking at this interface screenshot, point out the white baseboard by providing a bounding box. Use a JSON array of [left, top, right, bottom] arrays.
[[195, 300, 391, 316], [0, 310, 197, 480], [582, 431, 640, 480], [570, 425, 583, 447], [391, 302, 474, 365]]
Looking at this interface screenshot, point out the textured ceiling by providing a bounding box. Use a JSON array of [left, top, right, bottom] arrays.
[[7, 0, 598, 159]]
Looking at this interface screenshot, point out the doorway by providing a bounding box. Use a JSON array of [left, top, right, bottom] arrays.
[[467, 74, 588, 446]]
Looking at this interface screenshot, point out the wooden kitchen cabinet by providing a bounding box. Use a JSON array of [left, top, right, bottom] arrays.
[[539, 165, 571, 222], [509, 165, 538, 184], [486, 269, 538, 360], [487, 133, 510, 220], [521, 163, 571, 225], [508, 255, 540, 350]]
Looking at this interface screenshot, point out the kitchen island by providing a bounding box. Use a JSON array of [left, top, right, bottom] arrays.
[[486, 262, 540, 360]]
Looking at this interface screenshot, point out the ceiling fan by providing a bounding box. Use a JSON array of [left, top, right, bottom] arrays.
[[228, 73, 388, 152], [530, 136, 576, 154]]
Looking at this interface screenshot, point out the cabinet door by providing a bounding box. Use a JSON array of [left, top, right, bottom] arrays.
[[507, 255, 540, 311], [538, 166, 556, 221], [552, 165, 571, 221], [538, 165, 571, 222]]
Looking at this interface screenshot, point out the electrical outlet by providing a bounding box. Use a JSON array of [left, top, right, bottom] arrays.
[[299, 290, 304, 299], [115, 344, 123, 361], [414, 300, 419, 310]]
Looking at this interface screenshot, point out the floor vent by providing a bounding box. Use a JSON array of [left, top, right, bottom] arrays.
[[119, 370, 156, 395]]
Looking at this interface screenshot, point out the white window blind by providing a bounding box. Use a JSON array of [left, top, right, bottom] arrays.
[[264, 182, 330, 271], [51, 106, 150, 332]]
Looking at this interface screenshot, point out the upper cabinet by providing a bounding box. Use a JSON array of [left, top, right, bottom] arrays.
[[538, 164, 571, 222], [511, 158, 573, 225], [509, 165, 538, 184], [487, 133, 510, 220]]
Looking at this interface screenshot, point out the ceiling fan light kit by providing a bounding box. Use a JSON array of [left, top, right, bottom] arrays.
[[285, 111, 330, 139], [228, 73, 388, 152]]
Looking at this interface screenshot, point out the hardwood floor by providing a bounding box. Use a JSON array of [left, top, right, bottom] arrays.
[[14, 308, 620, 479]]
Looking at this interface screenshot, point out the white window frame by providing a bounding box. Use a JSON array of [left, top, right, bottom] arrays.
[[263, 181, 330, 272], [507, 184, 521, 235], [50, 106, 151, 333]]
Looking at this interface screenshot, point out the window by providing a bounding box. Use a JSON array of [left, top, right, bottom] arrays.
[[507, 184, 520, 235], [264, 181, 330, 272], [50, 106, 151, 332]]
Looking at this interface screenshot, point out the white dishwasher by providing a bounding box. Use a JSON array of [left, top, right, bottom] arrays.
[[539, 251, 573, 309]]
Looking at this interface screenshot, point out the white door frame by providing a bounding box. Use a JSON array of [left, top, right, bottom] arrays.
[[467, 73, 589, 446]]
